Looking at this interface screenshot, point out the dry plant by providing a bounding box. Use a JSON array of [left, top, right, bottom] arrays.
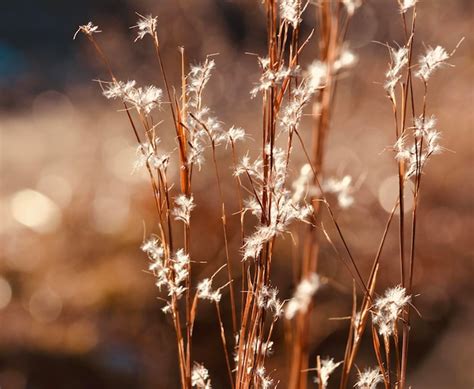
[[75, 0, 461, 388]]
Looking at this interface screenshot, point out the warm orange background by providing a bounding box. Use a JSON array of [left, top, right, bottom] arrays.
[[1, 1, 472, 387]]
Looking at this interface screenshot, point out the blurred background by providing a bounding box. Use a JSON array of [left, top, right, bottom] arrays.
[[0, 0, 473, 388]]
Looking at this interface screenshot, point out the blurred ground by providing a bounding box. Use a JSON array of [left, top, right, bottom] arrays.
[[0, 1, 473, 388]]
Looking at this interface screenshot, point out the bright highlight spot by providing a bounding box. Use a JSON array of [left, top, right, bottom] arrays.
[[10, 189, 61, 232]]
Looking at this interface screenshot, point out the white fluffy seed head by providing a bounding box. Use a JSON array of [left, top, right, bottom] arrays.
[[130, 85, 162, 114], [316, 357, 342, 388], [355, 367, 383, 389], [196, 278, 222, 303], [161, 302, 172, 315], [141, 237, 164, 265], [133, 139, 170, 172], [414, 115, 437, 137], [285, 273, 320, 320], [394, 114, 443, 179], [224, 126, 246, 146], [416, 45, 450, 81], [257, 285, 284, 318], [141, 238, 190, 308], [191, 362, 212, 389], [292, 163, 313, 203], [173, 195, 195, 225], [132, 14, 157, 41], [399, 0, 417, 13], [256, 366, 273, 389], [187, 58, 216, 109], [102, 80, 162, 114], [279, 60, 324, 133], [385, 46, 409, 96], [333, 47, 358, 73], [372, 285, 411, 336], [102, 80, 136, 99], [323, 175, 355, 209], [280, 0, 302, 28], [307, 60, 327, 91], [74, 22, 101, 39], [250, 57, 299, 98]]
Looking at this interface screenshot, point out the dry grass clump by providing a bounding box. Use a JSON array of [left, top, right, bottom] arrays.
[[75, 1, 461, 388]]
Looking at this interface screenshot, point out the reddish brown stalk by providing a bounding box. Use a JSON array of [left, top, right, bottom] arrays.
[[398, 8, 417, 389], [394, 329, 401, 381], [171, 296, 188, 388], [236, 281, 254, 388], [396, 10, 416, 292], [215, 302, 235, 389], [230, 141, 247, 319], [383, 335, 391, 387], [371, 326, 389, 389], [175, 51, 193, 387], [316, 355, 322, 389], [341, 282, 357, 379], [237, 3, 281, 386], [159, 170, 175, 254]]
